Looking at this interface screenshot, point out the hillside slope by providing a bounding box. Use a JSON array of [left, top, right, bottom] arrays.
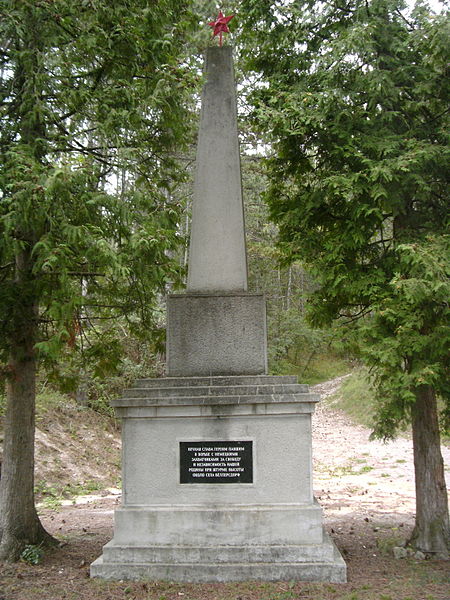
[[1, 393, 121, 504]]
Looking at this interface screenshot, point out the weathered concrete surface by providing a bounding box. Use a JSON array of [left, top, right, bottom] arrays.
[[108, 504, 325, 546], [166, 48, 268, 377], [166, 293, 267, 376], [90, 376, 346, 582], [187, 46, 248, 293], [90, 531, 346, 583]]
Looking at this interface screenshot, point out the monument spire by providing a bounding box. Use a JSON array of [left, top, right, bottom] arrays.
[[187, 45, 248, 293]]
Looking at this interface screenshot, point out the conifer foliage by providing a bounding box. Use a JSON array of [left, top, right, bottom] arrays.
[[239, 0, 449, 555], [0, 0, 196, 561]]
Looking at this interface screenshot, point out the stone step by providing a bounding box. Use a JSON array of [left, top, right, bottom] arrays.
[[91, 554, 346, 583], [122, 383, 309, 399], [133, 375, 299, 388], [112, 392, 319, 408], [102, 542, 335, 564]]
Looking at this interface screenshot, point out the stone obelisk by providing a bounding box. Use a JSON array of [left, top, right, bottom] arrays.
[[90, 46, 346, 584], [166, 47, 267, 376], [187, 46, 247, 292]]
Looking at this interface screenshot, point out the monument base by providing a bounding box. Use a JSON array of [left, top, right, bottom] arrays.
[[91, 528, 345, 583], [90, 375, 346, 583]]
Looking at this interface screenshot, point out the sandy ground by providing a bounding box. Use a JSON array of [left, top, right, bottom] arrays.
[[312, 375, 432, 524], [312, 376, 449, 570]]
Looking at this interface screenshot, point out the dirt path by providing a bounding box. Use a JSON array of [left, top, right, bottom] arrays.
[[313, 375, 423, 523], [311, 376, 450, 571]]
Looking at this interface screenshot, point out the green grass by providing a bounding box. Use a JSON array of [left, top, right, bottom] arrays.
[[1, 384, 91, 419], [270, 352, 352, 385], [328, 368, 376, 428], [376, 533, 404, 556], [36, 388, 74, 414], [0, 387, 76, 421], [35, 478, 103, 508], [20, 543, 44, 565], [327, 367, 450, 444]]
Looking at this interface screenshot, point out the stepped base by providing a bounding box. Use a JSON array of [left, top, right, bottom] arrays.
[[90, 530, 346, 583], [91, 374, 346, 583], [107, 503, 324, 546]]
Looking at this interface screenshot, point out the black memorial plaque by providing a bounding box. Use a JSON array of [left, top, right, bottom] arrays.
[[180, 441, 253, 484]]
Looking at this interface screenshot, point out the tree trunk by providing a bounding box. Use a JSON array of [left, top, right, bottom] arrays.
[[409, 385, 449, 558], [0, 250, 55, 562], [286, 266, 292, 311]]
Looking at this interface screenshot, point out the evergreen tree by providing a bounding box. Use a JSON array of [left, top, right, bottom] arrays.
[[239, 0, 449, 556], [0, 0, 196, 561]]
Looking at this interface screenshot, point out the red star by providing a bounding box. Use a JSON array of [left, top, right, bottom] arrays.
[[208, 11, 234, 46]]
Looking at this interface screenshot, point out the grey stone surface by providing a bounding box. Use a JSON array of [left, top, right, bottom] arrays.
[[121, 384, 308, 399], [117, 380, 315, 507], [187, 46, 247, 293], [100, 534, 336, 563], [91, 531, 346, 583], [91, 376, 346, 582], [110, 503, 324, 546], [132, 375, 301, 388], [166, 293, 267, 376], [393, 546, 408, 559]]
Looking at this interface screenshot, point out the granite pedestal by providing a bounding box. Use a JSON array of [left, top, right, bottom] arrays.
[[166, 293, 267, 376], [90, 376, 346, 582]]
